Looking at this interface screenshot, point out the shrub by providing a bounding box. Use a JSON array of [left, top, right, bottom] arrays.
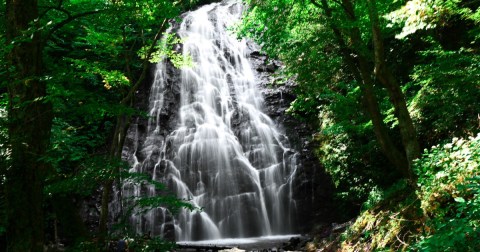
[[411, 134, 480, 251]]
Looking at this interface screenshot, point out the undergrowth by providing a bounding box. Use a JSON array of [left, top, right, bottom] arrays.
[[318, 133, 480, 251]]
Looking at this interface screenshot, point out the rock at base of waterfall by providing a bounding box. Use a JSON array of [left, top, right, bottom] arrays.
[[219, 247, 245, 252]]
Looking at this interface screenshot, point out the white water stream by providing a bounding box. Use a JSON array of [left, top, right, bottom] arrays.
[[121, 0, 298, 241]]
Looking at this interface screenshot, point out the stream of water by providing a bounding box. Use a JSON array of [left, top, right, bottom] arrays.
[[121, 0, 299, 241]]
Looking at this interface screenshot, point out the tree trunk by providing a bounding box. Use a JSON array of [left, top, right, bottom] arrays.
[[356, 58, 410, 176], [344, 0, 416, 178], [5, 0, 53, 251], [98, 114, 130, 243], [366, 0, 420, 177], [97, 21, 167, 240], [98, 179, 113, 242], [314, 0, 411, 177]]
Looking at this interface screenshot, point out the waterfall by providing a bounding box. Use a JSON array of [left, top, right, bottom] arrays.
[[121, 0, 298, 241]]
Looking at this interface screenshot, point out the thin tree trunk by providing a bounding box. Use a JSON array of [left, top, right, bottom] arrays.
[[343, 0, 413, 177], [356, 58, 410, 176], [313, 0, 410, 176], [5, 0, 52, 251], [366, 0, 420, 177], [97, 20, 168, 241], [98, 180, 113, 242], [98, 114, 129, 243]]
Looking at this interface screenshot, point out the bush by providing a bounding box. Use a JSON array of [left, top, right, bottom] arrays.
[[338, 134, 480, 251], [411, 134, 480, 251]]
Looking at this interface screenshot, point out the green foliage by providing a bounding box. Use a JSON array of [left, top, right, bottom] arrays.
[[242, 2, 479, 250], [0, 93, 8, 159], [2, 0, 478, 247], [10, 0, 201, 246], [316, 107, 374, 201], [340, 189, 420, 251], [411, 134, 480, 251], [45, 157, 125, 196], [123, 193, 197, 221], [69, 59, 130, 90], [0, 0, 9, 169], [38, 0, 185, 171], [0, 0, 212, 249], [313, 86, 399, 218], [240, 0, 341, 121], [336, 135, 479, 251], [240, 0, 412, 218], [406, 47, 480, 146], [139, 33, 194, 68], [386, 0, 480, 39], [118, 236, 176, 252], [0, 190, 5, 236], [361, 179, 409, 211], [128, 236, 176, 252]]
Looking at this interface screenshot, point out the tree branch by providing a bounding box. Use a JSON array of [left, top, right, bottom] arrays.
[[120, 18, 168, 105], [122, 27, 134, 86], [366, 0, 420, 175], [366, 0, 385, 76], [310, 0, 355, 19], [311, 0, 412, 176], [41, 9, 105, 47], [39, 0, 67, 20]]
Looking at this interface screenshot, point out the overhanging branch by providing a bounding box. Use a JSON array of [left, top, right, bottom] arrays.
[[120, 18, 168, 105], [310, 0, 355, 19], [41, 9, 105, 47]]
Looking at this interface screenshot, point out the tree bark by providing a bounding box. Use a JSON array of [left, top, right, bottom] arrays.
[[366, 0, 420, 177], [97, 20, 168, 241], [313, 0, 411, 177], [5, 0, 53, 251], [343, 0, 416, 178], [98, 114, 129, 243], [356, 58, 411, 177]]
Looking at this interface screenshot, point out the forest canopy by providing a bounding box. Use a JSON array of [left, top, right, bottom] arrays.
[[1, 0, 479, 250]]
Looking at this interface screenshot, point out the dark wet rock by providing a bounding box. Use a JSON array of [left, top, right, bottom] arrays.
[[246, 38, 336, 233], [163, 223, 176, 241], [282, 236, 311, 251], [79, 189, 103, 235]]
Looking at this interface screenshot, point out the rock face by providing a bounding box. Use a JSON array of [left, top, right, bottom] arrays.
[[245, 41, 335, 233], [113, 0, 335, 240]]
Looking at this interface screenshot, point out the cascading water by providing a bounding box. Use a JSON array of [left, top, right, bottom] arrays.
[[121, 0, 299, 241]]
